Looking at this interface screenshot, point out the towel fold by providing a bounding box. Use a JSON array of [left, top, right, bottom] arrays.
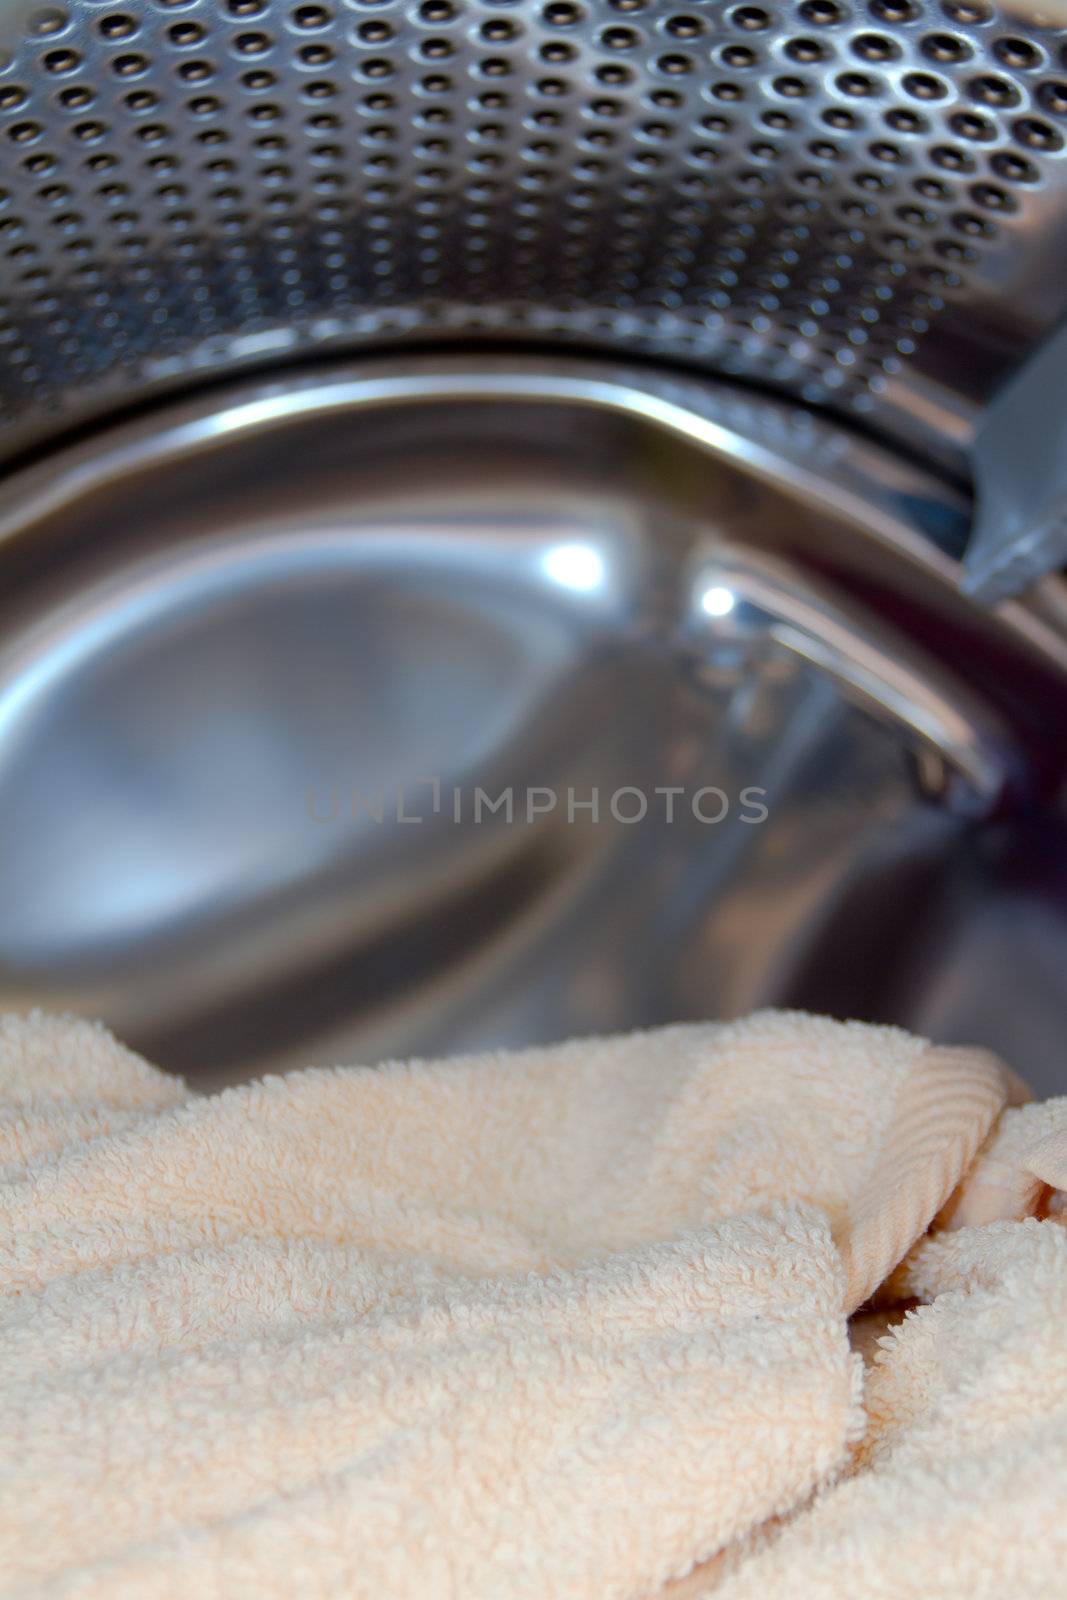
[[0, 1008, 1063, 1599]]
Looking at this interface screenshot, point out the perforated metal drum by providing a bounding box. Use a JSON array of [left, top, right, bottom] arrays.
[[1, 0, 1067, 465]]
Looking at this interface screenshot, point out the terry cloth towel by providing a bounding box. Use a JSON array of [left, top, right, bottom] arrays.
[[0, 1010, 1065, 1600]]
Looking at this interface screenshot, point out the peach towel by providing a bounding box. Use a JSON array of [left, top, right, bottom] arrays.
[[0, 1008, 1064, 1598]]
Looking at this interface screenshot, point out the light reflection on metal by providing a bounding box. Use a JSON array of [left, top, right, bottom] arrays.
[[691, 548, 1008, 811], [541, 544, 608, 597], [0, 357, 1066, 1094], [701, 588, 737, 621]]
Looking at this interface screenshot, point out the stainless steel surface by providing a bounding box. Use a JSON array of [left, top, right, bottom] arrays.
[[1, 354, 1066, 1089], [2, 0, 1067, 469], [687, 541, 1012, 804]]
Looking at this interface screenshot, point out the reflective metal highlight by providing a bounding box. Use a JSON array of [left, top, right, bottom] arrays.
[[1, 356, 1065, 1089]]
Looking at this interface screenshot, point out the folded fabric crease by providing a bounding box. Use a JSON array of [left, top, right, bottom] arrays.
[[1, 1008, 1064, 1600]]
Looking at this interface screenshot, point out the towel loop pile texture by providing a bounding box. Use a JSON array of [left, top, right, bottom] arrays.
[[2, 1008, 1066, 1599]]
